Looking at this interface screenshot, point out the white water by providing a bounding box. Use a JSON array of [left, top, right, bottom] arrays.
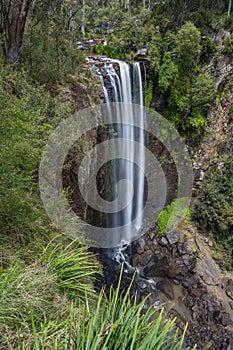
[[90, 58, 145, 250]]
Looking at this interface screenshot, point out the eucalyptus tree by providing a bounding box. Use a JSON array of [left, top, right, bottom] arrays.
[[0, 0, 31, 65], [0, 0, 86, 66], [20, 0, 86, 82]]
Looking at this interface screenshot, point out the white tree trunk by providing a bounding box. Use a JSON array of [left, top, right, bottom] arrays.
[[228, 0, 232, 17], [81, 0, 85, 35], [125, 0, 130, 9]]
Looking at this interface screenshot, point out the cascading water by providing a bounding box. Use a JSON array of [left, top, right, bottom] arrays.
[[88, 57, 146, 259]]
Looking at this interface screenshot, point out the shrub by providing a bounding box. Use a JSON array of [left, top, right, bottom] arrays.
[[200, 36, 216, 61], [192, 157, 233, 237], [192, 157, 233, 267], [158, 198, 190, 234], [94, 44, 124, 59], [225, 35, 233, 53]]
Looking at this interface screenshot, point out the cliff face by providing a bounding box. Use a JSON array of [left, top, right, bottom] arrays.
[[62, 72, 104, 224], [194, 53, 233, 172]]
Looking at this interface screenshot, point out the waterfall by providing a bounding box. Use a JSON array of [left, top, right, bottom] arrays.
[[89, 58, 146, 250], [132, 62, 145, 231]]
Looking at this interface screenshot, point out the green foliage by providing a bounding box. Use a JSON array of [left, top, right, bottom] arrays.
[[147, 26, 162, 71], [66, 276, 192, 350], [94, 44, 124, 58], [1, 265, 194, 349], [21, 19, 85, 85], [186, 111, 207, 139], [174, 22, 201, 70], [158, 198, 190, 235], [158, 52, 179, 93], [0, 239, 101, 349], [0, 264, 67, 331], [225, 35, 233, 53], [0, 66, 74, 241], [108, 8, 152, 54], [192, 158, 233, 266], [158, 54, 215, 143], [189, 73, 215, 112], [192, 158, 233, 237], [173, 73, 215, 141], [41, 241, 101, 303], [145, 81, 153, 108], [201, 36, 217, 61]]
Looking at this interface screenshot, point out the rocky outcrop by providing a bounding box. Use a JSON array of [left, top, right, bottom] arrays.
[[95, 226, 233, 349], [134, 228, 233, 349], [211, 29, 231, 47]]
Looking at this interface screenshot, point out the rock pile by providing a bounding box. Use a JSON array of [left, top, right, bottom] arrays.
[[94, 228, 233, 349]]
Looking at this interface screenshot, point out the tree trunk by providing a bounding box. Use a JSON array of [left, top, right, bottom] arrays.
[[6, 0, 30, 65], [228, 0, 232, 17]]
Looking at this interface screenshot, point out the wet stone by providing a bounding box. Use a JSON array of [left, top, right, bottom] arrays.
[[132, 256, 140, 267], [143, 257, 168, 278], [177, 242, 189, 256], [182, 275, 200, 289], [137, 280, 148, 289], [182, 255, 190, 266], [136, 238, 145, 254], [166, 231, 180, 245], [166, 262, 181, 278], [221, 312, 233, 326], [158, 236, 170, 247], [157, 279, 174, 300], [184, 239, 197, 253], [138, 250, 154, 266], [207, 304, 215, 312], [149, 232, 155, 240], [188, 257, 197, 271]]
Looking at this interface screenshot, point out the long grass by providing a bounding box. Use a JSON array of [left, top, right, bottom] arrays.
[[40, 240, 102, 303], [5, 269, 196, 349], [0, 242, 195, 349], [0, 238, 101, 349]]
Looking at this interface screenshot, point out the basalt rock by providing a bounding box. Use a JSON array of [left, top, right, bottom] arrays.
[[193, 255, 221, 285], [97, 228, 233, 350], [166, 231, 180, 245], [226, 280, 233, 301]]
